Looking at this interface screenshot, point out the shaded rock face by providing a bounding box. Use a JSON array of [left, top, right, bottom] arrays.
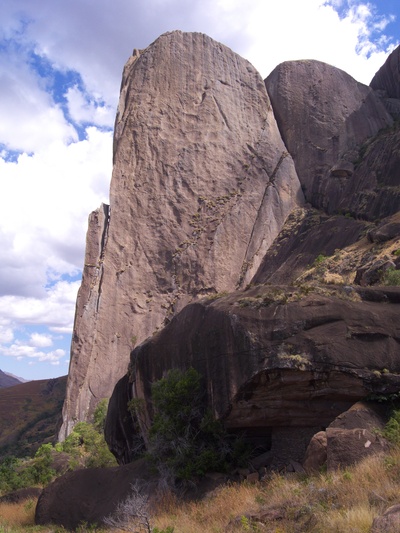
[[108, 286, 400, 466], [59, 31, 303, 438], [371, 45, 400, 118], [35, 459, 156, 530], [303, 402, 389, 473], [265, 59, 393, 216]]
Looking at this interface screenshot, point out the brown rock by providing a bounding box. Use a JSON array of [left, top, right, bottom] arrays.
[[35, 459, 156, 529], [303, 431, 327, 474], [371, 45, 400, 100], [326, 427, 389, 471], [328, 401, 387, 432], [0, 487, 42, 504], [246, 472, 259, 483], [107, 284, 400, 464], [371, 504, 400, 533], [265, 59, 392, 215], [59, 31, 303, 438], [368, 221, 400, 243]]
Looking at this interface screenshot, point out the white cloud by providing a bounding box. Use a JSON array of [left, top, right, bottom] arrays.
[[0, 280, 80, 331], [0, 49, 78, 153], [30, 333, 53, 348], [240, 0, 398, 84], [0, 322, 14, 344], [0, 127, 112, 299], [1, 341, 65, 363], [65, 85, 115, 128]]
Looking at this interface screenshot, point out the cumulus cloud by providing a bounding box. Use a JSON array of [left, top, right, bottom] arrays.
[[29, 333, 53, 348], [0, 48, 78, 153], [0, 127, 112, 299], [65, 86, 115, 128], [0, 280, 80, 331], [240, 0, 398, 83], [1, 341, 66, 365]]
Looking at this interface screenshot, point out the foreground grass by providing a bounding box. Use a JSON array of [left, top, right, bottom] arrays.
[[152, 446, 400, 533], [0, 499, 36, 531], [2, 445, 400, 532]]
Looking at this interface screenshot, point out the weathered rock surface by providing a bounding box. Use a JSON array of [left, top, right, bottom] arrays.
[[106, 285, 400, 466], [371, 45, 400, 118], [303, 402, 389, 473], [0, 487, 42, 504], [371, 504, 400, 533], [326, 427, 389, 470], [35, 459, 156, 529], [265, 59, 393, 215], [59, 31, 303, 438]]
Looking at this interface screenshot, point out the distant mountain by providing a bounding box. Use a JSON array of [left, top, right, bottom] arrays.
[[0, 376, 67, 458], [0, 369, 23, 388]]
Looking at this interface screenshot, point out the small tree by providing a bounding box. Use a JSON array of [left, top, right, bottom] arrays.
[[147, 368, 230, 484]]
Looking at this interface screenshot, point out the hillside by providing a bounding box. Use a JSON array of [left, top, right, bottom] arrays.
[[0, 370, 23, 389], [0, 376, 67, 459]]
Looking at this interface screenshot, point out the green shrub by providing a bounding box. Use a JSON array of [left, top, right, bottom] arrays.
[[148, 368, 233, 483], [383, 409, 400, 444], [383, 267, 400, 286]]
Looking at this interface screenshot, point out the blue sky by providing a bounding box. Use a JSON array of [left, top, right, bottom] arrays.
[[0, 0, 399, 381]]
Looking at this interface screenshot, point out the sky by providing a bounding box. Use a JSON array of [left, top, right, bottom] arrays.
[[0, 0, 399, 382]]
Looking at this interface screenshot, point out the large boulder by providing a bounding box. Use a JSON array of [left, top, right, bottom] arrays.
[[35, 459, 156, 530], [303, 401, 389, 473], [59, 31, 303, 437], [107, 285, 400, 466], [265, 59, 393, 216]]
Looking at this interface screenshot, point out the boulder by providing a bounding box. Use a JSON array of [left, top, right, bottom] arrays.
[[355, 259, 396, 286], [303, 402, 389, 472], [371, 504, 400, 533], [0, 487, 42, 504], [35, 459, 156, 529], [265, 59, 393, 216], [368, 221, 400, 244], [59, 31, 303, 437], [106, 285, 400, 466], [326, 427, 389, 471], [302, 431, 327, 474]]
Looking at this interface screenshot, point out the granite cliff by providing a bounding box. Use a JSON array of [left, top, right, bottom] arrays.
[[59, 29, 400, 469], [59, 31, 304, 438]]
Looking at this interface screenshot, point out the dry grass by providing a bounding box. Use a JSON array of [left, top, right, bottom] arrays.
[[150, 446, 400, 533], [1, 447, 399, 532], [0, 499, 37, 529]]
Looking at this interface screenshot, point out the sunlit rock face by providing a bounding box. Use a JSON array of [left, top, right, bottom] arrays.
[[59, 31, 303, 439]]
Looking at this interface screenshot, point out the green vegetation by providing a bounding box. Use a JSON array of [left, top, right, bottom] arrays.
[[383, 409, 400, 445], [0, 444, 55, 493], [313, 254, 328, 266], [383, 267, 400, 286], [0, 400, 116, 496], [147, 368, 245, 484]]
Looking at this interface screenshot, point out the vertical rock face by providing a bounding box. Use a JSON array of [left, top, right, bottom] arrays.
[[59, 31, 303, 438], [371, 45, 400, 99], [265, 60, 392, 213], [371, 45, 400, 119]]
